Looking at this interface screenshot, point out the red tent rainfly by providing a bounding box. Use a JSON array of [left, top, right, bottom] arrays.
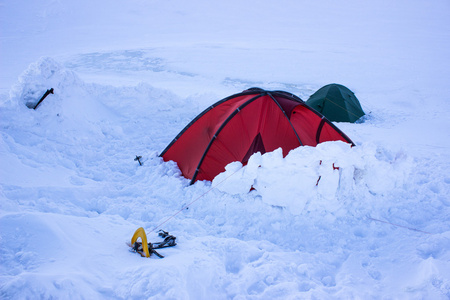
[[160, 88, 354, 184]]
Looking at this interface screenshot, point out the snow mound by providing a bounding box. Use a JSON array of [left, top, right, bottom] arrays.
[[10, 57, 82, 109]]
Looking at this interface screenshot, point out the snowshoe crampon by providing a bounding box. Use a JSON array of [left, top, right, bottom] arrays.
[[128, 227, 176, 258]]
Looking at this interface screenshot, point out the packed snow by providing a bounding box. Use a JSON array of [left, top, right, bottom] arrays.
[[1, 0, 450, 299]]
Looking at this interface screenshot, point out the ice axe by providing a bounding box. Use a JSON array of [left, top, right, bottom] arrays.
[[134, 155, 143, 166], [33, 88, 54, 110]]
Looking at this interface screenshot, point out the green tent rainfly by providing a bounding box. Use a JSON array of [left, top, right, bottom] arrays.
[[306, 84, 365, 123]]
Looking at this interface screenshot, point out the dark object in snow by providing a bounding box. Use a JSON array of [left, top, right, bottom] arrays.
[[134, 155, 142, 166], [306, 84, 365, 123], [33, 88, 54, 110], [160, 88, 354, 185], [129, 227, 176, 258]]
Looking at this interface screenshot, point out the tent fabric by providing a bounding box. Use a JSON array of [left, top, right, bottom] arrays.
[[306, 84, 365, 123], [160, 88, 354, 184]]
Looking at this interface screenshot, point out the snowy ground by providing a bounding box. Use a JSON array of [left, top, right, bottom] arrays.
[[1, 0, 450, 299]]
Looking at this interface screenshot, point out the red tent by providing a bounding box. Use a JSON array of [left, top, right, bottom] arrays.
[[160, 88, 354, 184]]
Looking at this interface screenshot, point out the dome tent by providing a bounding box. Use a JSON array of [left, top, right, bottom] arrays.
[[306, 84, 365, 123], [160, 88, 354, 184]]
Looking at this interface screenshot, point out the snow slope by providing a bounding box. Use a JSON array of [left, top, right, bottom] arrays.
[[1, 0, 450, 299]]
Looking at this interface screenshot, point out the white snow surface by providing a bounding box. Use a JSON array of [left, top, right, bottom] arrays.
[[1, 0, 450, 299]]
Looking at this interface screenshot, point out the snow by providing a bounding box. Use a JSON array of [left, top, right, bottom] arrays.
[[1, 0, 450, 298]]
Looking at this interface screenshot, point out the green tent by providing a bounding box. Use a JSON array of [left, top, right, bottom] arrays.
[[306, 84, 365, 123]]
